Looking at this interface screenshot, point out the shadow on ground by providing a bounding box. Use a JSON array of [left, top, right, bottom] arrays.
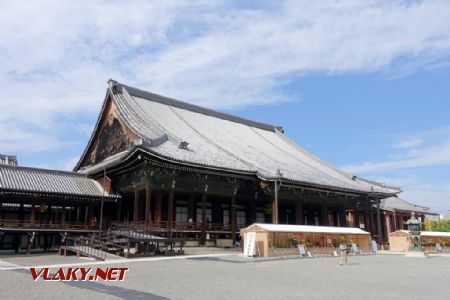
[[14, 269, 169, 300]]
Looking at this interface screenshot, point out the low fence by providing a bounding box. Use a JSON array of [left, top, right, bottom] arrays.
[[0, 219, 95, 230]]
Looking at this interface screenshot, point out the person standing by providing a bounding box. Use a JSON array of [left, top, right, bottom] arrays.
[[339, 240, 348, 265]]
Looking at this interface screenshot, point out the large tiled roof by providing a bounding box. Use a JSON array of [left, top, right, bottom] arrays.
[[0, 164, 118, 200], [79, 80, 401, 195]]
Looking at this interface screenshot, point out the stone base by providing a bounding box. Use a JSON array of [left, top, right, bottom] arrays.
[[405, 251, 428, 258]]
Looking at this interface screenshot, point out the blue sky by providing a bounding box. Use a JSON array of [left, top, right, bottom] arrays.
[[0, 1, 449, 213]]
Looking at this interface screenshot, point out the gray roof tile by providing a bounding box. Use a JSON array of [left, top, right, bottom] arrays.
[[0, 164, 118, 199], [81, 80, 402, 195]]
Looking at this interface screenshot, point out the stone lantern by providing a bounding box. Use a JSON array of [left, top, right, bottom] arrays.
[[405, 212, 423, 253]]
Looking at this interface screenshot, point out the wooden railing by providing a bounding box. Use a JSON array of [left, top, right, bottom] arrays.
[[62, 235, 107, 260], [61, 233, 128, 260], [0, 219, 96, 230], [114, 221, 230, 232]]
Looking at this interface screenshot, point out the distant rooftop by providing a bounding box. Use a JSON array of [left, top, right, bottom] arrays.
[[0, 154, 17, 166]]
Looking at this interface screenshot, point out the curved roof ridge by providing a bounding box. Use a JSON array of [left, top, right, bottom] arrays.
[[391, 196, 430, 210], [108, 79, 282, 132], [0, 163, 88, 178]]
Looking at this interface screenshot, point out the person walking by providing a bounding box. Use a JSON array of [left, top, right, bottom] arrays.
[[339, 240, 348, 265]]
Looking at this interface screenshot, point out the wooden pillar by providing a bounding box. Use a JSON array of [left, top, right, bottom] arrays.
[[321, 202, 328, 226], [295, 200, 304, 225], [13, 234, 19, 253], [61, 207, 66, 225], [155, 192, 163, 224], [168, 181, 175, 238], [231, 187, 237, 243], [385, 213, 392, 235], [369, 205, 375, 233], [133, 188, 140, 222], [188, 194, 195, 220], [88, 204, 93, 224], [76, 206, 80, 223], [272, 180, 279, 224], [354, 205, 360, 228], [19, 204, 24, 222], [68, 207, 72, 224], [200, 184, 208, 245], [249, 195, 256, 225], [338, 206, 346, 227], [84, 206, 88, 224], [145, 187, 152, 224], [376, 197, 383, 244], [47, 205, 53, 224], [30, 205, 36, 224], [116, 198, 122, 221], [54, 206, 58, 224]]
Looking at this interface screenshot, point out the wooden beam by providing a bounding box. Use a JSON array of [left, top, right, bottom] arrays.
[[188, 193, 195, 220], [231, 186, 237, 243], [200, 184, 208, 246], [155, 192, 162, 223], [145, 186, 152, 224], [168, 181, 175, 238], [321, 201, 328, 226], [61, 206, 66, 225], [133, 188, 140, 222], [376, 197, 382, 243], [354, 207, 360, 228], [30, 204, 36, 224], [273, 180, 279, 224], [295, 200, 304, 225]]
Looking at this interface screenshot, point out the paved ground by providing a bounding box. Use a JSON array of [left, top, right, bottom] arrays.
[[0, 253, 449, 299]]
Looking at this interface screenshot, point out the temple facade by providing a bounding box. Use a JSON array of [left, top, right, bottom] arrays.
[[72, 80, 403, 244], [1, 80, 436, 254]]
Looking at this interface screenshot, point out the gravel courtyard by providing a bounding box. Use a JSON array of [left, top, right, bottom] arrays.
[[0, 254, 449, 299]]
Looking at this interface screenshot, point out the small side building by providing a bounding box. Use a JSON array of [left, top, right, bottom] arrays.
[[0, 164, 119, 253], [241, 223, 370, 257]]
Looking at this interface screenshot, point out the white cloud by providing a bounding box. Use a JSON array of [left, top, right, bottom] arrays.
[[402, 185, 450, 214], [342, 126, 450, 214], [1, 1, 450, 158], [343, 126, 450, 173], [393, 138, 424, 149]]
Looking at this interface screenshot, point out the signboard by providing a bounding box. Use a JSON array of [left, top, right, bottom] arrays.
[[298, 244, 306, 256], [371, 240, 378, 252], [244, 232, 256, 257]]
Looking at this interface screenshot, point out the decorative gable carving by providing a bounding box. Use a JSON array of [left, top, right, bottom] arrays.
[[93, 115, 130, 163], [80, 97, 136, 168]]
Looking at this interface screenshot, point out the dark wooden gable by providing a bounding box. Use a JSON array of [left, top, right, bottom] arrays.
[[79, 96, 137, 168]]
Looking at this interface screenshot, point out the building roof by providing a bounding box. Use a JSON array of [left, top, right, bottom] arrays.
[[391, 230, 450, 238], [379, 196, 434, 214], [420, 231, 450, 238], [243, 223, 370, 235], [77, 80, 401, 195], [0, 164, 118, 200], [0, 154, 17, 166]]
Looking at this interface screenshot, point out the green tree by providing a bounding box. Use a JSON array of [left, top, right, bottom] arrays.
[[427, 219, 450, 232]]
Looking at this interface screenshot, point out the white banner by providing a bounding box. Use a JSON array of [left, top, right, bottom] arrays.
[[244, 232, 256, 257]]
